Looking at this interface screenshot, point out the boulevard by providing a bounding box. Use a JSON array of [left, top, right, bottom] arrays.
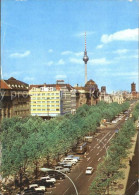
[[46, 116, 128, 195]]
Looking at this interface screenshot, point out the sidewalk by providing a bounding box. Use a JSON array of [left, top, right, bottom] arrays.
[[109, 132, 138, 195]]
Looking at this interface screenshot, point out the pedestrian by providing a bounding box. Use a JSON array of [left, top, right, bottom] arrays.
[[129, 159, 132, 166]]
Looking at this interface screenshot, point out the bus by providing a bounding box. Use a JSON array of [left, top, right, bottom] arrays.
[[73, 142, 87, 154]]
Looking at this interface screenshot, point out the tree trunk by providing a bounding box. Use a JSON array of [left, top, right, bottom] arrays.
[[46, 155, 50, 167], [19, 168, 23, 192], [35, 161, 38, 179]]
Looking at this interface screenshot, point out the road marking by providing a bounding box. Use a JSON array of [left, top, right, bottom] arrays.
[[97, 146, 100, 149], [98, 157, 101, 161], [75, 172, 83, 181], [88, 174, 95, 181], [97, 152, 99, 156], [87, 157, 91, 161], [93, 131, 111, 150], [63, 187, 70, 195]]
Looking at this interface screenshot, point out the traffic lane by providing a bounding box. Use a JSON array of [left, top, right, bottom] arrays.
[[77, 133, 116, 195], [50, 117, 129, 194], [63, 132, 116, 195], [50, 131, 111, 194], [50, 130, 115, 195]]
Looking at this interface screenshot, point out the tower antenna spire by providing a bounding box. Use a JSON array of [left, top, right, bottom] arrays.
[[83, 32, 89, 85], [85, 32, 86, 51]]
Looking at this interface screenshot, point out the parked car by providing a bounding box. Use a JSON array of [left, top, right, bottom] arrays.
[[85, 167, 94, 175], [63, 157, 78, 164], [55, 166, 70, 173], [23, 188, 44, 195], [49, 173, 65, 180], [40, 176, 56, 183], [34, 180, 55, 188], [62, 160, 75, 166], [66, 155, 80, 161], [47, 170, 65, 180], [29, 184, 46, 192], [58, 161, 73, 169]]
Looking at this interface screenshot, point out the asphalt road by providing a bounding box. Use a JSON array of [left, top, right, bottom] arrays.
[[42, 113, 133, 195], [44, 118, 126, 195]]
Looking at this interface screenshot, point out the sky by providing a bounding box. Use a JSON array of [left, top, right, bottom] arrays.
[[1, 0, 139, 93]]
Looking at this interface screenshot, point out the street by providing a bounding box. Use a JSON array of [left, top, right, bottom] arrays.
[[45, 119, 125, 195]]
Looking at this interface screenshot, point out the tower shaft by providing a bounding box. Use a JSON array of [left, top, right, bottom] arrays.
[[85, 62, 87, 84]]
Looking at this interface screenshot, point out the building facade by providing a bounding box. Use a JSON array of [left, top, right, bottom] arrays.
[[29, 81, 76, 117], [75, 79, 100, 108], [0, 77, 30, 122]]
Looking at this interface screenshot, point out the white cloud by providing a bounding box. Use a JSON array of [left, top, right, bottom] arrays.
[[89, 58, 112, 65], [128, 0, 133, 2], [45, 61, 54, 66], [10, 50, 30, 58], [114, 49, 128, 54], [61, 51, 73, 55], [48, 49, 53, 53], [57, 59, 65, 65], [74, 52, 84, 57], [55, 74, 67, 79], [69, 58, 83, 64], [111, 71, 137, 77], [3, 71, 23, 78], [101, 28, 138, 43], [96, 44, 103, 49], [75, 31, 95, 37]]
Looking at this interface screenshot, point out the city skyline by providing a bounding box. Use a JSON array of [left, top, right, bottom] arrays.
[[1, 0, 138, 93]]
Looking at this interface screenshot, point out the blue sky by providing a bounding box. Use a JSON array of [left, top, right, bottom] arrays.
[[1, 0, 138, 93]]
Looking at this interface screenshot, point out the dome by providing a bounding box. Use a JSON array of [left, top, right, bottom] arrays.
[[85, 79, 98, 89]]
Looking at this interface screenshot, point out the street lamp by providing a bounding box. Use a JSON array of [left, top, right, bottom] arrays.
[[40, 168, 78, 195]]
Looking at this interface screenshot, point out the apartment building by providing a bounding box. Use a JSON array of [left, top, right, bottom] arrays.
[[29, 81, 76, 117], [0, 77, 30, 122]]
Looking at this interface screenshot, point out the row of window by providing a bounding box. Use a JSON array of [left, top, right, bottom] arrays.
[[31, 97, 60, 100], [32, 101, 60, 103], [31, 105, 59, 107], [31, 109, 60, 111], [31, 93, 60, 96]]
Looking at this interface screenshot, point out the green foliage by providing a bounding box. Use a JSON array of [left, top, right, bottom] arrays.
[[0, 101, 131, 182], [90, 118, 136, 195]]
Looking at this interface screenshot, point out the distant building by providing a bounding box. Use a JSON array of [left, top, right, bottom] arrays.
[[131, 82, 136, 93], [29, 81, 76, 117], [131, 82, 138, 99], [99, 91, 124, 104], [75, 79, 100, 108], [0, 77, 30, 122], [101, 86, 106, 94]]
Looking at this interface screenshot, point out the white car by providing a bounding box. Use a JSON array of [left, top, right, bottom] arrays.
[[63, 157, 78, 164], [29, 184, 38, 188], [85, 167, 94, 175], [29, 184, 46, 191], [112, 120, 117, 124], [67, 155, 80, 161], [40, 176, 56, 183]]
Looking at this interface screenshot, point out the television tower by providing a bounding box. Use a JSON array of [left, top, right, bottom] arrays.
[[83, 32, 89, 85]]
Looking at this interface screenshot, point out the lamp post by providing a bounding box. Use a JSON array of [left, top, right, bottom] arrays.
[[40, 168, 78, 195]]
